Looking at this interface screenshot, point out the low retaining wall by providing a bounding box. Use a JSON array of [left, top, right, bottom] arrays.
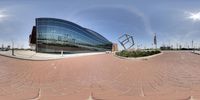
[[114, 52, 163, 60]]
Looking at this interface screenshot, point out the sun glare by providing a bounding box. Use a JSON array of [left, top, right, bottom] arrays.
[[188, 12, 200, 21], [0, 14, 6, 18]]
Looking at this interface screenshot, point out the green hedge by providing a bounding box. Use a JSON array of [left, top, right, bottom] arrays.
[[116, 50, 161, 58]]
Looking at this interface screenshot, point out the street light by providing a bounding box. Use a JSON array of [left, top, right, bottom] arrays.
[[12, 40, 15, 56]]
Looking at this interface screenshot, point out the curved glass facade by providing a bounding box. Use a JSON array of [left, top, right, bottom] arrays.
[[33, 18, 112, 53]]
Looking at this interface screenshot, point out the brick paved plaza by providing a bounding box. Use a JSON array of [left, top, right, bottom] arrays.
[[0, 51, 200, 100]]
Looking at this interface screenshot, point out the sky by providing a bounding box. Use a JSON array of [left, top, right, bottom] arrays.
[[0, 0, 200, 49]]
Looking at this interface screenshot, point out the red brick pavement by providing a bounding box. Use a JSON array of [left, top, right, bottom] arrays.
[[0, 51, 200, 100]]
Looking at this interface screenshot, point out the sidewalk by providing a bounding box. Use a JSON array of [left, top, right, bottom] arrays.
[[0, 50, 106, 61], [193, 50, 200, 55]]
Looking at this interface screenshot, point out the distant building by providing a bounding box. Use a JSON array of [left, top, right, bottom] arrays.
[[29, 18, 113, 53], [160, 46, 172, 50], [112, 43, 118, 52]]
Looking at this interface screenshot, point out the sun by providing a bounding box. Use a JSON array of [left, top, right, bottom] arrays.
[[187, 12, 200, 21], [0, 14, 6, 18]]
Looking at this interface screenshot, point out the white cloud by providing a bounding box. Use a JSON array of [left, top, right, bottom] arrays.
[[0, 9, 8, 22]]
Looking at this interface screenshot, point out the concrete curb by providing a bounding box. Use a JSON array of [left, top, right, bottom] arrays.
[[192, 51, 200, 55], [0, 52, 105, 61], [114, 52, 163, 60], [0, 53, 63, 61]]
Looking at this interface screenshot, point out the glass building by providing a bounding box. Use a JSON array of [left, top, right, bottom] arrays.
[[29, 18, 112, 53]]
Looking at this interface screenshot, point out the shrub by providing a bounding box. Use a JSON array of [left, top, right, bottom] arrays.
[[116, 50, 161, 58]]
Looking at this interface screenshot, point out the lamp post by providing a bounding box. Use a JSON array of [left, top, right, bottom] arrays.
[[12, 40, 15, 56], [192, 40, 194, 49], [61, 50, 63, 57]]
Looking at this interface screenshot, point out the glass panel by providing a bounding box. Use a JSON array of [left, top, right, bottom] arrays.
[[36, 18, 112, 53]]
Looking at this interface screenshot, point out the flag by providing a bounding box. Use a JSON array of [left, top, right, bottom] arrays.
[[154, 33, 157, 45]]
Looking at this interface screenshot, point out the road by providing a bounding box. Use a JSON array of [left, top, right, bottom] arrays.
[[0, 51, 200, 100]]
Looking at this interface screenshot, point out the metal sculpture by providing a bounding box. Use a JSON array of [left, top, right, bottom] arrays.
[[118, 34, 134, 50]]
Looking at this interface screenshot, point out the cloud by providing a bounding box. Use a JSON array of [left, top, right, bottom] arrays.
[[0, 9, 8, 22]]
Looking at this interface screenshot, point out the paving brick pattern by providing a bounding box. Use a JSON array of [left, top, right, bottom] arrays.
[[0, 51, 200, 100]]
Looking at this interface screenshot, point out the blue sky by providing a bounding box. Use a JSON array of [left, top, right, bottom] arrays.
[[0, 0, 200, 49]]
